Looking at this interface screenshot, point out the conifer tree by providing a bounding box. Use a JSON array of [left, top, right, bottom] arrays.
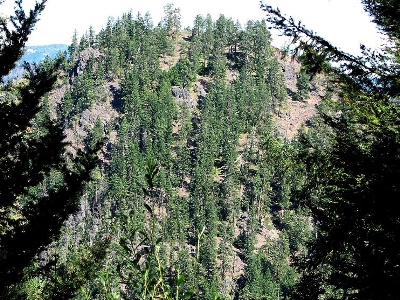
[[0, 1, 98, 297], [161, 3, 181, 40], [262, 1, 400, 298]]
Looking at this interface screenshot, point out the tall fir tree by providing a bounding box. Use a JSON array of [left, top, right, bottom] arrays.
[[262, 1, 400, 298], [0, 1, 98, 297]]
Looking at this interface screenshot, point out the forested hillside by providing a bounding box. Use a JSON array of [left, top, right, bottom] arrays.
[[1, 1, 399, 299], [4, 7, 315, 299]]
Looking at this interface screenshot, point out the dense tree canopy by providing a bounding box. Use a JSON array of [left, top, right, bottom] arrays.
[[30, 9, 308, 299], [7, 0, 390, 298]]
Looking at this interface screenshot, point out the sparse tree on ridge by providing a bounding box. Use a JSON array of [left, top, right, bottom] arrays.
[[161, 3, 181, 39]]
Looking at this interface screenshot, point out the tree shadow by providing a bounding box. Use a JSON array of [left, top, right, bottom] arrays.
[[110, 84, 123, 112]]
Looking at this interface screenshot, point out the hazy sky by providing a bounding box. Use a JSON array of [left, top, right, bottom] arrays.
[[1, 0, 384, 55]]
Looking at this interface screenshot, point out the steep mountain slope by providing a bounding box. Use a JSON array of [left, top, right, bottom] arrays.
[[28, 11, 320, 299], [274, 55, 323, 139]]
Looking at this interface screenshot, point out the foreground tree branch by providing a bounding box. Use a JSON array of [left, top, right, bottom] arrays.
[[262, 1, 400, 299], [260, 2, 400, 99]]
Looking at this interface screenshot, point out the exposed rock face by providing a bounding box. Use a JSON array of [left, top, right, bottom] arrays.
[[195, 80, 207, 99], [171, 86, 196, 109], [69, 47, 104, 83], [171, 86, 191, 99], [272, 53, 323, 139], [281, 57, 298, 90]]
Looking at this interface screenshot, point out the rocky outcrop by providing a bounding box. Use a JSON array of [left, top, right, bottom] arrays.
[[171, 86, 190, 99], [69, 47, 104, 83], [171, 86, 196, 109]]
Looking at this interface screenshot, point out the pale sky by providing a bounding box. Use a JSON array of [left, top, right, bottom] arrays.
[[1, 0, 384, 55]]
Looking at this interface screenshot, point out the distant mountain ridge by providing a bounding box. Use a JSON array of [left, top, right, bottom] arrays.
[[5, 44, 68, 80], [22, 44, 68, 64]]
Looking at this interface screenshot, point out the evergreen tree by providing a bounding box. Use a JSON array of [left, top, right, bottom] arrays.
[[294, 69, 310, 101], [0, 1, 98, 297], [68, 29, 79, 63], [161, 3, 181, 40], [262, 1, 400, 299]]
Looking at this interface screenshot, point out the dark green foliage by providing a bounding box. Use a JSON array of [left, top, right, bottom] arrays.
[[0, 1, 100, 298], [26, 2, 397, 298], [68, 30, 79, 62], [170, 57, 197, 89], [294, 95, 400, 299], [0, 0, 46, 80], [262, 1, 400, 299], [36, 238, 111, 299], [9, 7, 315, 300], [362, 0, 400, 40], [86, 116, 105, 151]]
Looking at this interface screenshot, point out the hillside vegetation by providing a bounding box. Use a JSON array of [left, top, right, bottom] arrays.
[[2, 1, 399, 300], [21, 9, 317, 299]]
